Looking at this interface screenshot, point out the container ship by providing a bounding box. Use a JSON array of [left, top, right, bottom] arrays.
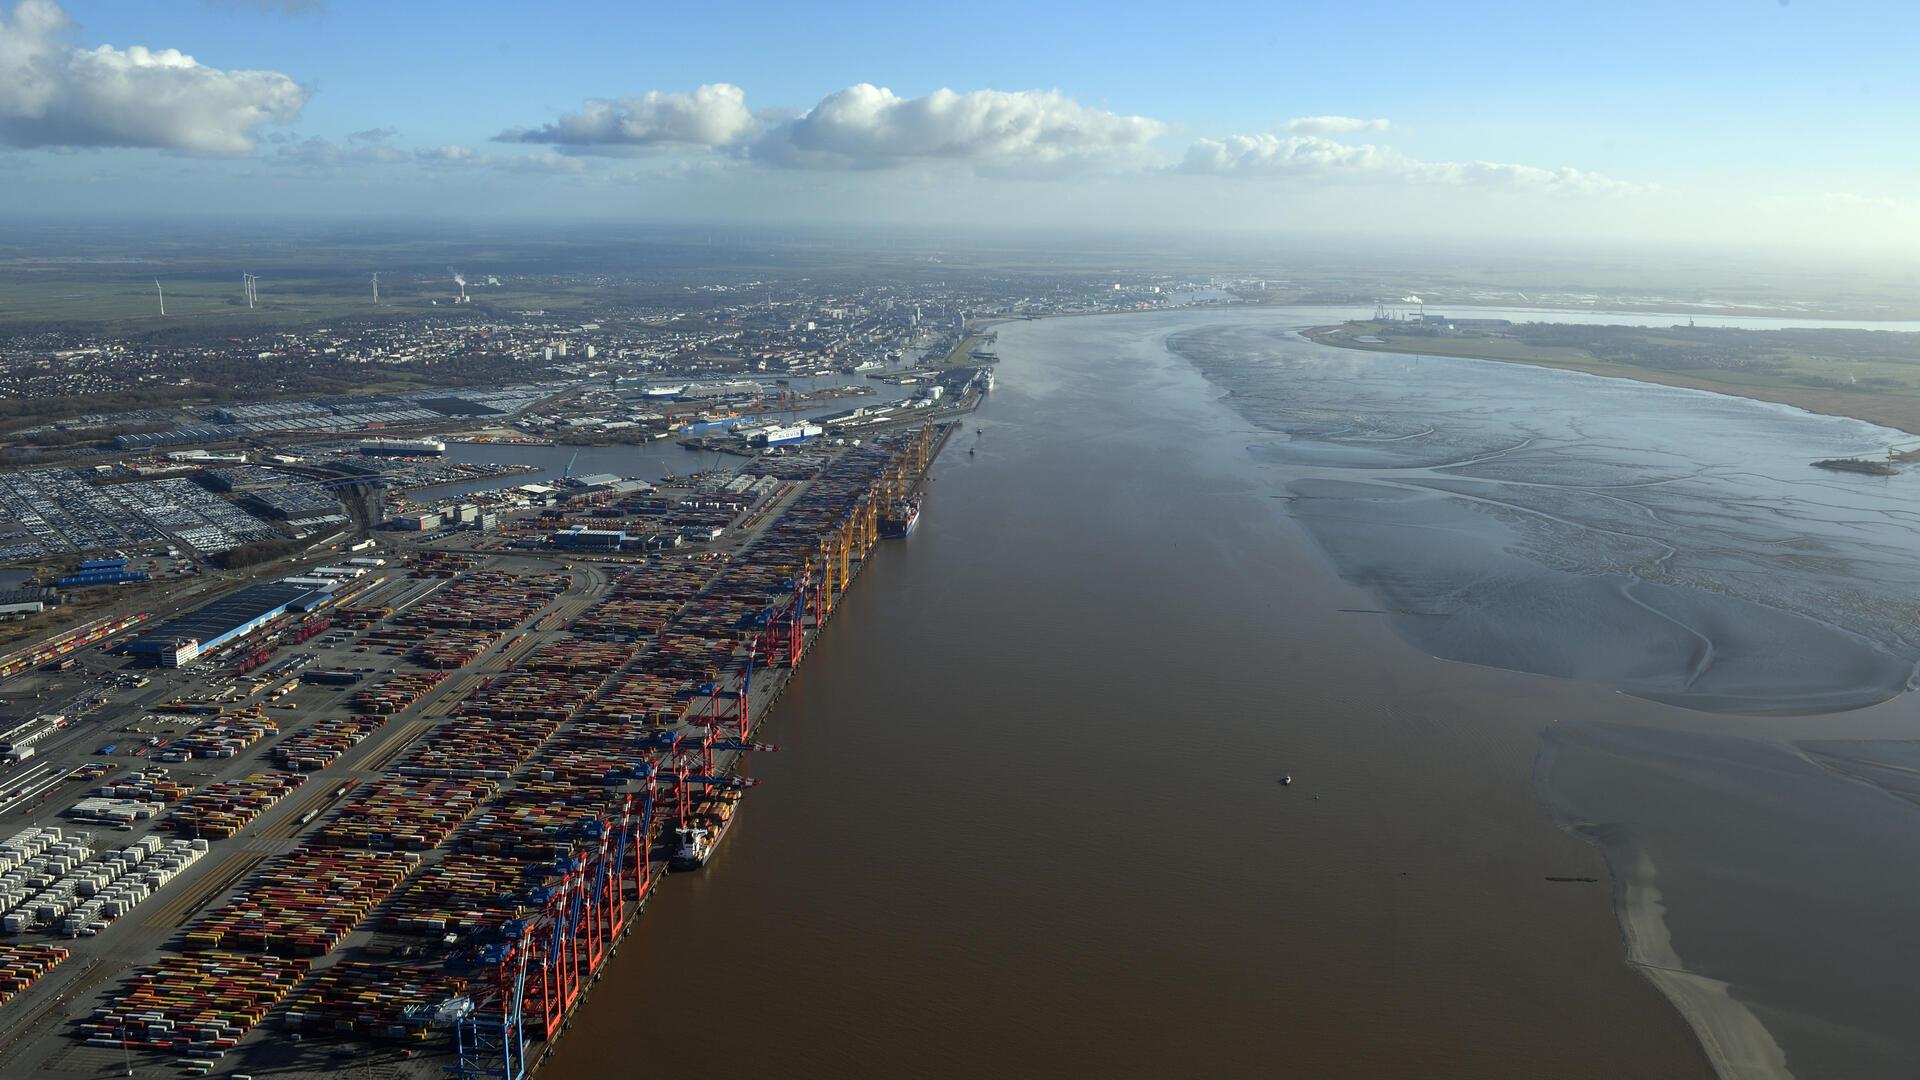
[[670, 789, 741, 871], [879, 494, 922, 538]]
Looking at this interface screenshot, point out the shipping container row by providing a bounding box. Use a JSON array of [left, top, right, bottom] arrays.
[[0, 942, 68, 1006], [282, 960, 468, 1040], [162, 713, 278, 762], [271, 713, 389, 771], [380, 852, 533, 935], [350, 670, 448, 714], [313, 775, 496, 851], [400, 713, 564, 780], [411, 628, 502, 669], [0, 827, 209, 936], [518, 639, 638, 674], [396, 570, 568, 631], [169, 772, 304, 840], [182, 848, 415, 956], [81, 951, 310, 1052]]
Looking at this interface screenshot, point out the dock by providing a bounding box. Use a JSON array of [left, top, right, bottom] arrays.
[[0, 423, 954, 1079]]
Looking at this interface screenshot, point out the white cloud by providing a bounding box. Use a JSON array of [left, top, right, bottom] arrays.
[[753, 84, 1167, 173], [1178, 132, 1636, 194], [1281, 115, 1388, 135], [271, 136, 407, 167], [271, 137, 584, 177], [0, 0, 306, 154], [493, 84, 755, 153], [1181, 133, 1402, 176], [486, 151, 587, 174]]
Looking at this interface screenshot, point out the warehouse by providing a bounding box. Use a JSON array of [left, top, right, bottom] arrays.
[[128, 581, 328, 668], [549, 527, 629, 551], [0, 589, 52, 617]]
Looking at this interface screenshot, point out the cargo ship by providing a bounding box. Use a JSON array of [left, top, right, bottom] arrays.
[[879, 494, 922, 538], [358, 437, 447, 457], [670, 789, 740, 870]]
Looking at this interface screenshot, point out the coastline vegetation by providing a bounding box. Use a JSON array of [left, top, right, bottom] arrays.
[[1306, 320, 1920, 435]]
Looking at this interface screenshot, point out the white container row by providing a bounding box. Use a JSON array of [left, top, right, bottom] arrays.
[[0, 844, 97, 905], [0, 826, 88, 876], [53, 839, 206, 936], [65, 798, 162, 824]]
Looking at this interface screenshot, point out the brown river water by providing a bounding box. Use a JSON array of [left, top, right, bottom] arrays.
[[538, 308, 1747, 1079]]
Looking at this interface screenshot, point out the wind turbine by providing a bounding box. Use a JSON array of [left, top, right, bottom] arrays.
[[371, 272, 380, 305], [155, 279, 165, 317]]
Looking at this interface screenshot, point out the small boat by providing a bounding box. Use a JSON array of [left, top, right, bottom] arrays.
[[1279, 774, 1292, 786]]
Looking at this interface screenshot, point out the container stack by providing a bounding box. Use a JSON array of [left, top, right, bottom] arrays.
[[166, 715, 278, 760], [182, 848, 413, 956], [80, 951, 309, 1053], [411, 629, 502, 669], [398, 571, 567, 631], [168, 773, 304, 839], [0, 943, 68, 1005], [272, 714, 388, 771], [520, 640, 636, 674], [282, 961, 468, 1040], [579, 672, 691, 724], [399, 714, 562, 780], [313, 776, 496, 850], [54, 838, 208, 934], [350, 671, 447, 714], [382, 852, 532, 934]]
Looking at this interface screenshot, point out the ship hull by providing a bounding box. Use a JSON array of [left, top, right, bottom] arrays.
[[880, 499, 922, 538], [669, 800, 738, 871]]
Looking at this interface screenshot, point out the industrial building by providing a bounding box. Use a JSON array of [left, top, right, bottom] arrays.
[[549, 526, 629, 551], [0, 588, 52, 617], [127, 580, 329, 668]]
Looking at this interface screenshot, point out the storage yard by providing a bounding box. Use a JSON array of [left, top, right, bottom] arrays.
[[0, 420, 952, 1078]]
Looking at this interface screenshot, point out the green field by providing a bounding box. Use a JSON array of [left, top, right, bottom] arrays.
[[1308, 322, 1920, 437]]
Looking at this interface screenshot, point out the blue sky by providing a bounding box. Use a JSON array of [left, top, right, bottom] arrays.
[[7, 0, 1919, 250]]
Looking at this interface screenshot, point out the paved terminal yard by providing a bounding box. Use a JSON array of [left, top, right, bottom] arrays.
[[0, 422, 950, 1078]]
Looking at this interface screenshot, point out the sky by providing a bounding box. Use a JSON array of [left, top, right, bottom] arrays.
[[2, 0, 1917, 253]]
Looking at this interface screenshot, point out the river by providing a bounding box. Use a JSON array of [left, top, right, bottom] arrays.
[[540, 306, 1920, 1078]]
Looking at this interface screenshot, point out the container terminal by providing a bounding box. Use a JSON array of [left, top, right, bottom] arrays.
[[0, 421, 952, 1079]]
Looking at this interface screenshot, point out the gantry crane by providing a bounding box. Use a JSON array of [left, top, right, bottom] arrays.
[[446, 917, 535, 1080]]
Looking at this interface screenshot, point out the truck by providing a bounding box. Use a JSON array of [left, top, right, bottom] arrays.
[[3, 746, 34, 763]]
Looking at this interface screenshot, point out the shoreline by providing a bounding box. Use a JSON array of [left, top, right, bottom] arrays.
[[1537, 742, 1791, 1080], [1300, 322, 1920, 439], [1171, 305, 1911, 1078]]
